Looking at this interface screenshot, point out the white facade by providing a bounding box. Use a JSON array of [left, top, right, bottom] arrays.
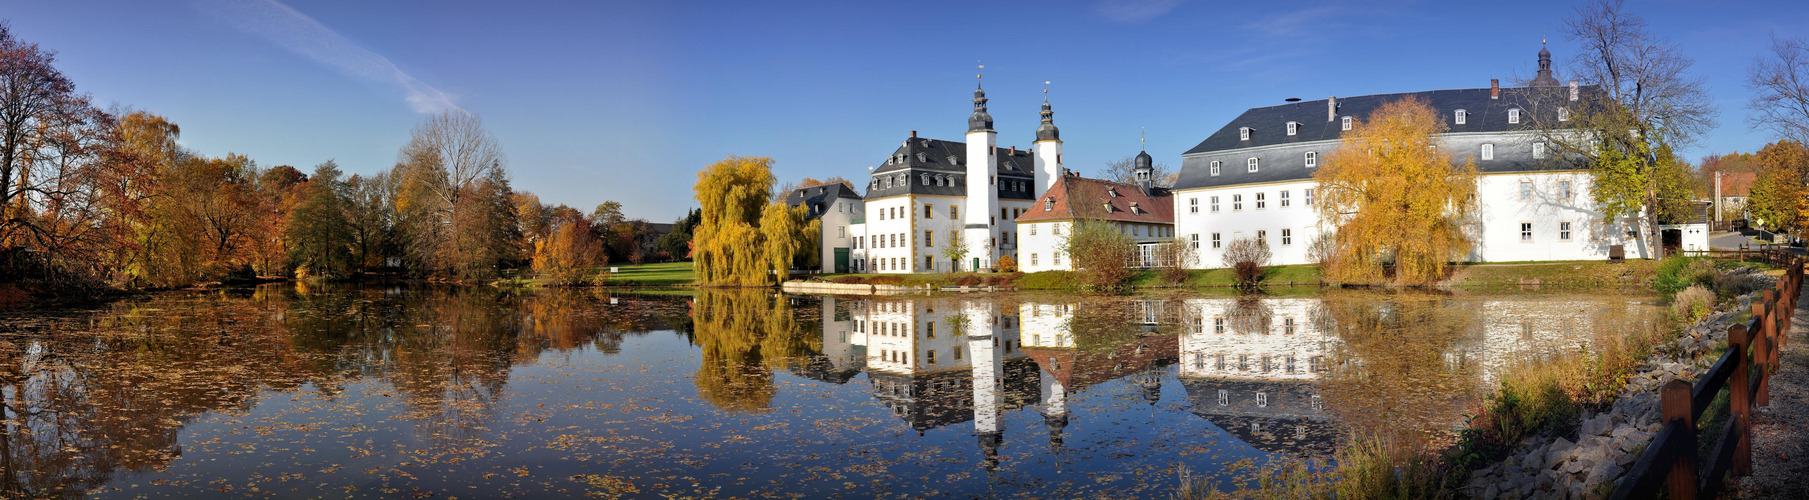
[[1172, 179, 1322, 268], [1017, 221, 1072, 273]]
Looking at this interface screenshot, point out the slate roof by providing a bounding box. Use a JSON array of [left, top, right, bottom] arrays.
[[864, 136, 1038, 201], [782, 182, 861, 221], [1174, 86, 1599, 191], [1016, 174, 1175, 224]]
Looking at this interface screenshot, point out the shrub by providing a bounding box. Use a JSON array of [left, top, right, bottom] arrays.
[[1713, 268, 1768, 298], [1153, 237, 1196, 285], [1672, 285, 1715, 324], [1653, 256, 1716, 296], [1221, 238, 1271, 287], [1062, 220, 1137, 292], [995, 255, 1018, 273]]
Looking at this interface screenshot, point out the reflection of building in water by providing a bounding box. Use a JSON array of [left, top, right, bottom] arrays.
[[1466, 297, 1651, 385], [805, 297, 1040, 455], [1175, 298, 1339, 455], [1019, 300, 1180, 447]]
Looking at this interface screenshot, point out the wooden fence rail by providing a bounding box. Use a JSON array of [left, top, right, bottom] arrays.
[[1679, 244, 1799, 268], [1610, 250, 1802, 500]]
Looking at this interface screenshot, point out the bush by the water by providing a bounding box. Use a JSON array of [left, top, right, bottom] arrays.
[[1671, 285, 1715, 324], [1653, 257, 1719, 296]]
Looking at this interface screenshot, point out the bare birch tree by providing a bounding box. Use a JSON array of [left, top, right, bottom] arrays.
[[1749, 36, 1809, 144]]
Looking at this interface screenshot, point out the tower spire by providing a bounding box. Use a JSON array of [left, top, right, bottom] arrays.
[[1036, 80, 1059, 142], [969, 63, 993, 132], [1533, 38, 1559, 86]]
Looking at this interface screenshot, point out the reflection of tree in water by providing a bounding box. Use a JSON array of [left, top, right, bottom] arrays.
[[1227, 295, 1273, 336], [1311, 291, 1485, 436], [0, 284, 697, 497], [689, 290, 819, 413]]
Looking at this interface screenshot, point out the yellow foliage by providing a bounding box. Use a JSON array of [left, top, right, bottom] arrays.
[[692, 156, 779, 287], [1314, 97, 1478, 285]]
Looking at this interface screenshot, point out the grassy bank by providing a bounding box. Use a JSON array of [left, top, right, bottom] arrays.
[[601, 262, 695, 287]]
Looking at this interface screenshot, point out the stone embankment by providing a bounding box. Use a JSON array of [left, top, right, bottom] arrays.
[[779, 281, 929, 295], [1462, 287, 1770, 499]]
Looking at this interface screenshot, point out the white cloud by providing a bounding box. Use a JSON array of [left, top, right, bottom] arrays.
[[193, 0, 460, 113], [1094, 0, 1186, 23]]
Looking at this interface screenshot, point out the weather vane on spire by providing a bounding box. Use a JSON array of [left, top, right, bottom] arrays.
[[1141, 128, 1147, 151], [977, 62, 984, 86]]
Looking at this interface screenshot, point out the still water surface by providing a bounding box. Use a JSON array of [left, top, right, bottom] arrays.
[[0, 284, 1660, 498]]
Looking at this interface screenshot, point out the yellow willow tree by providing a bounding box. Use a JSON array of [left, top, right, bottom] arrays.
[[692, 156, 776, 287], [1314, 97, 1478, 285]]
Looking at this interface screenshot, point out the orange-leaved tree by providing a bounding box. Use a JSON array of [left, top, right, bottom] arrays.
[[1314, 97, 1478, 285]]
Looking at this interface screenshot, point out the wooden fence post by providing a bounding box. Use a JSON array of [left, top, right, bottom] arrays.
[[1729, 323, 1754, 476], [1762, 291, 1777, 408], [1753, 292, 1773, 409], [1663, 379, 1699, 500]]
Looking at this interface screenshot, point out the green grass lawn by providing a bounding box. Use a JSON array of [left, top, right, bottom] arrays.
[[601, 262, 695, 287]]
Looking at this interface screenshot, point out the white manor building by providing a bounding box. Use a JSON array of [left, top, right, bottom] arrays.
[[844, 78, 1071, 274], [1170, 47, 1653, 268]]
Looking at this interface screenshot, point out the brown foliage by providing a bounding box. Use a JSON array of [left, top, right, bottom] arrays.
[[1220, 238, 1271, 286], [532, 219, 605, 286]]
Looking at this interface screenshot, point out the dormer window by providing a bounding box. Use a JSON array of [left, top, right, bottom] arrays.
[[1481, 143, 1495, 160], [1044, 198, 1054, 211], [1286, 122, 1298, 136], [1341, 116, 1352, 131], [1304, 151, 1317, 168], [947, 155, 958, 165], [1210, 160, 1221, 176], [1103, 202, 1113, 212], [1247, 157, 1259, 173], [1557, 107, 1570, 122], [1508, 108, 1521, 124], [1454, 109, 1467, 125], [1240, 127, 1251, 141], [1130, 202, 1142, 214], [916, 152, 927, 162], [921, 173, 929, 185], [1108, 188, 1119, 197]]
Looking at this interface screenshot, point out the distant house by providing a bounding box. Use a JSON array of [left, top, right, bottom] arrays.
[[1659, 202, 1712, 253], [1712, 171, 1755, 220], [783, 182, 864, 273], [1014, 153, 1176, 273]]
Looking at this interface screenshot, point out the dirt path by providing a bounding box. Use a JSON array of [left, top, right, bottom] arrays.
[[1735, 284, 1809, 498]]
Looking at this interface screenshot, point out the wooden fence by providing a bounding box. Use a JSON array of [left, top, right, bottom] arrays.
[[1610, 252, 1802, 499], [1679, 244, 1799, 268]]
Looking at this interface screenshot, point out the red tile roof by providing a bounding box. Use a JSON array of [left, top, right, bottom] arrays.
[[1719, 171, 1756, 197], [1015, 175, 1174, 224]]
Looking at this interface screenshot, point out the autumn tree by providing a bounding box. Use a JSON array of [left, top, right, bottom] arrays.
[[0, 21, 82, 250], [531, 215, 605, 286], [1061, 220, 1136, 291], [285, 161, 353, 279], [101, 111, 182, 285], [1745, 140, 1809, 234], [343, 172, 396, 271], [1314, 97, 1478, 285], [654, 208, 702, 261], [759, 202, 807, 280], [392, 111, 515, 279], [1529, 0, 1716, 259], [1749, 36, 1809, 144], [1220, 237, 1270, 287], [942, 229, 969, 272], [692, 156, 776, 286]]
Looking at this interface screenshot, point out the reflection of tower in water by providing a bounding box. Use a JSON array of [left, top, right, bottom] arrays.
[[964, 300, 1004, 473]]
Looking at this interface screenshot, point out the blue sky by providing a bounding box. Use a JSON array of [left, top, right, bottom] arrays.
[[3, 0, 1804, 221]]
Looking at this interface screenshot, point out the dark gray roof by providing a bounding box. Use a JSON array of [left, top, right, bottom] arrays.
[[864, 136, 1038, 200], [783, 183, 861, 220], [1173, 86, 1598, 191]]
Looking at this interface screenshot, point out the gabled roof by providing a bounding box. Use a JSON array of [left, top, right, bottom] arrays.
[[864, 136, 1040, 200], [1718, 171, 1756, 197], [1016, 174, 1175, 224], [782, 182, 861, 220]]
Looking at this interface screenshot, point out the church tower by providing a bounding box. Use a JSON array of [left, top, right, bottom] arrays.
[[1531, 40, 1560, 86], [964, 73, 999, 271], [1032, 85, 1062, 198]]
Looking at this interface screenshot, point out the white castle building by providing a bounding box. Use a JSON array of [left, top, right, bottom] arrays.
[[1170, 46, 1653, 268]]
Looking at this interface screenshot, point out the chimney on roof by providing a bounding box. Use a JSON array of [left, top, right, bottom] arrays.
[[1010, 145, 1016, 155], [1491, 79, 1499, 99], [1327, 96, 1337, 122], [910, 130, 917, 138], [1569, 81, 1579, 101]]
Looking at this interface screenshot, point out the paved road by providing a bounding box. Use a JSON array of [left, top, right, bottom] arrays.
[[1713, 230, 1773, 250]]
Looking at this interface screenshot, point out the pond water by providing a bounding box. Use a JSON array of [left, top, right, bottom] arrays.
[[0, 284, 1663, 498]]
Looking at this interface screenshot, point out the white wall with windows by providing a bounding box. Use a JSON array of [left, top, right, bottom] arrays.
[[1016, 220, 1072, 273], [1470, 171, 1644, 262], [1171, 179, 1322, 268]]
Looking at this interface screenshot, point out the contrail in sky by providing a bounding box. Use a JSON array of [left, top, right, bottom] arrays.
[[193, 0, 460, 113]]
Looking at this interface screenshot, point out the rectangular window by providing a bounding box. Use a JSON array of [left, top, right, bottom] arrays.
[[1558, 180, 1573, 201], [1232, 194, 1243, 211], [1304, 188, 1315, 206], [1213, 317, 1225, 334], [1053, 224, 1062, 235], [838, 226, 846, 238], [1591, 219, 1606, 241], [927, 322, 935, 338], [1481, 143, 1495, 160], [1534, 142, 1547, 159], [1560, 221, 1573, 241], [1210, 160, 1221, 176], [1341, 116, 1353, 130], [1210, 196, 1220, 213], [1190, 234, 1200, 249], [1255, 192, 1266, 210], [1256, 229, 1266, 245], [925, 255, 933, 270], [925, 230, 933, 247], [1287, 122, 1298, 135], [924, 204, 932, 219], [1211, 232, 1222, 249], [1519, 181, 1532, 201], [1279, 190, 1290, 208], [1247, 157, 1259, 173], [1455, 109, 1467, 125], [1030, 224, 1037, 236], [1284, 317, 1296, 335], [1281, 228, 1292, 245], [954, 346, 962, 360], [1190, 197, 1199, 213], [1304, 151, 1317, 168], [1000, 208, 1007, 221], [1520, 222, 1533, 242], [1508, 108, 1521, 124], [949, 205, 958, 219], [1031, 253, 1039, 266], [926, 350, 935, 364]]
